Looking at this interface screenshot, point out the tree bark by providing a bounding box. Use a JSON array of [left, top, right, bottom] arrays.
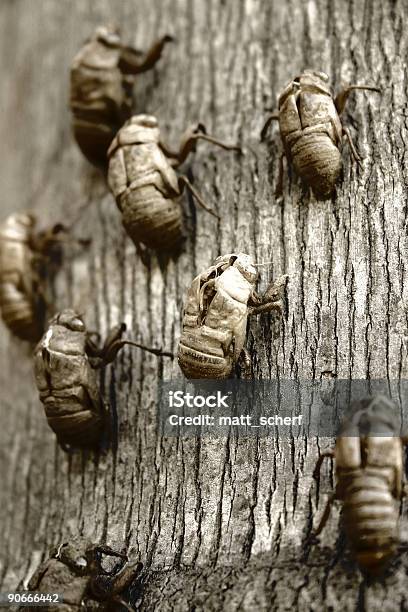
[[0, 0, 407, 610]]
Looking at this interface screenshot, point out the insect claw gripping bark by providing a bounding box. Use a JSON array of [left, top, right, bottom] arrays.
[[311, 395, 407, 575], [107, 115, 240, 251], [33, 310, 172, 449], [261, 70, 380, 198], [248, 274, 288, 316], [178, 253, 287, 379]]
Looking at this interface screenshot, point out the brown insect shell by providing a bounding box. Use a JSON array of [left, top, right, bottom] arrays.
[[27, 539, 106, 611], [70, 26, 129, 166], [28, 539, 139, 611], [178, 253, 258, 379], [334, 434, 403, 574], [27, 551, 89, 611], [107, 115, 183, 250], [278, 70, 343, 198], [33, 310, 104, 449], [0, 213, 44, 341]]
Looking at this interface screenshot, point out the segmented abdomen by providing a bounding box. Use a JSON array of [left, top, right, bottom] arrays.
[[289, 132, 342, 198], [71, 66, 125, 165], [342, 472, 398, 573], [34, 347, 104, 449], [120, 185, 182, 250], [0, 229, 43, 341], [43, 390, 103, 448], [178, 326, 233, 379], [0, 282, 42, 342]]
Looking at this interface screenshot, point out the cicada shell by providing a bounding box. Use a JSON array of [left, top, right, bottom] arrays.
[[262, 70, 380, 198], [313, 394, 406, 575], [34, 309, 173, 449], [26, 538, 142, 612], [0, 213, 46, 342], [178, 253, 287, 379], [108, 115, 183, 249], [108, 114, 241, 251], [70, 25, 172, 167], [33, 310, 106, 449]]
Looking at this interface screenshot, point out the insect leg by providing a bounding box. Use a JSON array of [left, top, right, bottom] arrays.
[[314, 493, 336, 536], [92, 544, 128, 561], [87, 323, 173, 364], [166, 123, 241, 167], [110, 561, 143, 595], [119, 340, 174, 360], [260, 112, 279, 141], [237, 348, 252, 378], [121, 75, 136, 119], [248, 274, 288, 316], [248, 300, 283, 316], [119, 35, 174, 74], [199, 278, 216, 313], [312, 451, 335, 480], [335, 85, 381, 115], [31, 224, 91, 262], [86, 324, 125, 359], [263, 274, 288, 302], [26, 560, 50, 590], [88, 554, 141, 610], [343, 126, 362, 167], [178, 175, 220, 219], [188, 130, 242, 153]]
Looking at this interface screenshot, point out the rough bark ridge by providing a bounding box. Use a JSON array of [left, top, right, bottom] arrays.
[[0, 1, 407, 610]]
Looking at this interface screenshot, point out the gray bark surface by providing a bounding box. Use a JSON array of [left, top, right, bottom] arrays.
[[0, 1, 407, 610]]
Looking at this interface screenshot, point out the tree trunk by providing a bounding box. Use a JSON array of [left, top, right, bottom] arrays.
[[0, 0, 407, 610]]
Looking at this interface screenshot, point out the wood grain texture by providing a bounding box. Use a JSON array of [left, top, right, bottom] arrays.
[[0, 0, 407, 610]]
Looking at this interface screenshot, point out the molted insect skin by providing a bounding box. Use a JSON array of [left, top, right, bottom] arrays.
[[340, 465, 399, 573], [315, 395, 405, 575], [290, 133, 342, 199], [178, 254, 258, 378], [70, 26, 128, 166], [0, 214, 45, 342], [70, 26, 172, 167], [108, 115, 183, 249], [278, 70, 343, 198], [26, 539, 142, 612], [33, 310, 104, 449]]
